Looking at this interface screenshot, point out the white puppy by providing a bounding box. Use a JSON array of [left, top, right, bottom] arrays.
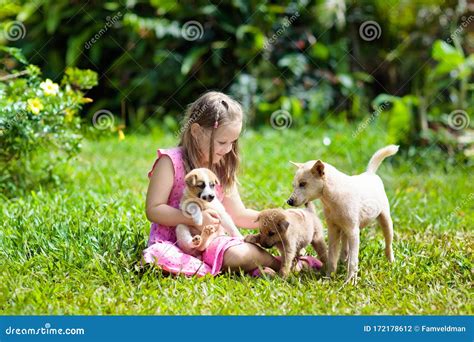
[[286, 145, 399, 284], [176, 168, 243, 256]]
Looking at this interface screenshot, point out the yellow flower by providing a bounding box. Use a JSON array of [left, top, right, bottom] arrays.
[[27, 98, 44, 114], [40, 79, 59, 96], [64, 108, 76, 122], [118, 129, 125, 141]]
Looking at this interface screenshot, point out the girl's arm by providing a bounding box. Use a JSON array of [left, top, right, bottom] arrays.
[[222, 183, 260, 229], [146, 156, 221, 228], [145, 155, 194, 227]]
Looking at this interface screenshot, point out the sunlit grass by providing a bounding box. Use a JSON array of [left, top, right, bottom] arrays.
[[1, 123, 472, 315]]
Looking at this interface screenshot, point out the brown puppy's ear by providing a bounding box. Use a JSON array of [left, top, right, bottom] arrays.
[[289, 161, 303, 168], [277, 219, 290, 232], [311, 160, 325, 177], [254, 214, 260, 223], [185, 173, 198, 187]]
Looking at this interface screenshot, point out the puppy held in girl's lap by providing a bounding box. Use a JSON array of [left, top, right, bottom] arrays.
[[145, 91, 281, 276], [177, 168, 243, 256]]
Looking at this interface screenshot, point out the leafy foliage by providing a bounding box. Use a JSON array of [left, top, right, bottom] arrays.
[[0, 47, 97, 195], [373, 39, 473, 150], [1, 0, 471, 144]]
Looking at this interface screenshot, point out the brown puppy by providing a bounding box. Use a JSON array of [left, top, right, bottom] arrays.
[[177, 168, 242, 256], [244, 202, 327, 277]]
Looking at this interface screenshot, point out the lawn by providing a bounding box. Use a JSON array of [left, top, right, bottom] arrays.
[[1, 122, 472, 315]]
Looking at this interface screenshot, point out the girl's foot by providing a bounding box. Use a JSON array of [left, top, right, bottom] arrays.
[[250, 266, 277, 278], [294, 256, 323, 272]]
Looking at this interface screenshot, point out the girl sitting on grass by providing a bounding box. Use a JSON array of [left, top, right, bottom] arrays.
[[143, 91, 322, 277]]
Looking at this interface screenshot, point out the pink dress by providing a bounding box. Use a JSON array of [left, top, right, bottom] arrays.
[[142, 147, 244, 276]]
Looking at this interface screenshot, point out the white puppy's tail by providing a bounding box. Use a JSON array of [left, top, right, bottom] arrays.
[[367, 145, 399, 174]]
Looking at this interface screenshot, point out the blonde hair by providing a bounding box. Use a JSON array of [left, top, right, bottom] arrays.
[[179, 91, 243, 191]]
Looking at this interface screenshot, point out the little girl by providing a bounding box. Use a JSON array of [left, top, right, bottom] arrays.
[[143, 91, 322, 276]]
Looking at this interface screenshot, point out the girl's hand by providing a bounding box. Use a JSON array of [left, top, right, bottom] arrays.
[[198, 209, 221, 230]]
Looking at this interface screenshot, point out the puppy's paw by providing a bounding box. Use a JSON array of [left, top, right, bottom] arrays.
[[386, 250, 395, 263], [279, 269, 290, 279], [344, 273, 358, 286], [244, 234, 259, 244], [202, 225, 217, 236], [326, 268, 337, 279], [191, 235, 202, 247]]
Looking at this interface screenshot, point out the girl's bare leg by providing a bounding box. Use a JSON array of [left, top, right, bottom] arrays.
[[222, 242, 280, 272]]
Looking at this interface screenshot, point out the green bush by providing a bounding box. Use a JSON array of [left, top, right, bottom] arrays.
[[1, 0, 471, 153], [372, 40, 473, 151], [0, 47, 97, 195]]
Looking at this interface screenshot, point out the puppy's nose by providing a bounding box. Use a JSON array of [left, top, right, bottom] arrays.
[[202, 194, 215, 202], [287, 198, 294, 206]]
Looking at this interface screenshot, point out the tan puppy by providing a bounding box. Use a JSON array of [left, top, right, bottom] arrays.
[[176, 168, 243, 256], [286, 145, 399, 285], [244, 202, 327, 278]]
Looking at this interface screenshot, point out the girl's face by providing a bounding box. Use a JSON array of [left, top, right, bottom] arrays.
[[192, 120, 242, 165]]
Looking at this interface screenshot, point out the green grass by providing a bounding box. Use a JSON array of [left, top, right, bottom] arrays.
[[1, 122, 472, 315]]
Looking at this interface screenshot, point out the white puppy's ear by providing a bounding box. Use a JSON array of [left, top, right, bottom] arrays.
[[311, 160, 325, 177], [289, 161, 303, 168], [185, 173, 198, 186], [206, 169, 220, 185]]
